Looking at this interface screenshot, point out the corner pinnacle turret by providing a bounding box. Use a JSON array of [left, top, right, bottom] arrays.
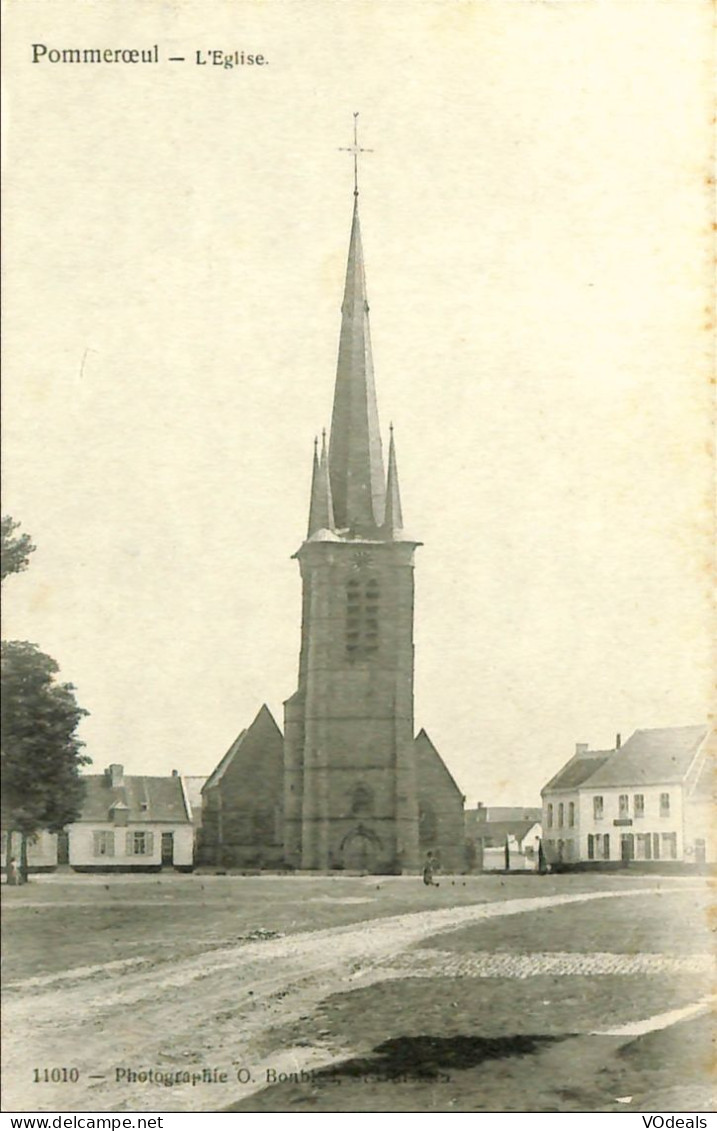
[[307, 431, 334, 537]]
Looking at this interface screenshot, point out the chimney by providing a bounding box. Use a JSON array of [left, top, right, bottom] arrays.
[[171, 769, 179, 777], [575, 743, 588, 756], [616, 733, 621, 749], [106, 764, 124, 787]]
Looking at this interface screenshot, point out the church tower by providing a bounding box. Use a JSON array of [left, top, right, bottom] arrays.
[[283, 136, 421, 873]]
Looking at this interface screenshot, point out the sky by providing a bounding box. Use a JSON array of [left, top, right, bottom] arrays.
[[3, 0, 713, 806]]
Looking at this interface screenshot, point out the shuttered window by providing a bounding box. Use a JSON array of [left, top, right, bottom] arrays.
[[93, 831, 115, 857], [126, 830, 154, 856]]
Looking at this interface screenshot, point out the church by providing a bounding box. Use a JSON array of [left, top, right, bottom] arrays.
[[200, 136, 466, 874]]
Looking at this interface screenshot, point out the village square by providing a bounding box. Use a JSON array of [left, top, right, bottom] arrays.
[[2, 1, 714, 1112], [2, 152, 714, 1113]]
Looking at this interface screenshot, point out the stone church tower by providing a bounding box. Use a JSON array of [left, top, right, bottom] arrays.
[[283, 186, 421, 874]]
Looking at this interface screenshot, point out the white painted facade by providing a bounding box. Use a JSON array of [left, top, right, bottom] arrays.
[[1, 830, 58, 871], [68, 822, 194, 868], [482, 822, 542, 871], [542, 726, 712, 866], [543, 783, 685, 864]]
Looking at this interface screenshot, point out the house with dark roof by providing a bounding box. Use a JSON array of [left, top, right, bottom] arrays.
[[68, 764, 194, 871], [541, 725, 713, 867], [465, 806, 543, 872], [182, 775, 208, 837]]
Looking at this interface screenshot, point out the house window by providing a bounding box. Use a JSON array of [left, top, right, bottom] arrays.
[[593, 796, 604, 820], [587, 834, 594, 860], [634, 794, 644, 818], [661, 832, 677, 860], [558, 803, 564, 828], [547, 804, 553, 829], [126, 830, 154, 856], [660, 793, 670, 817], [652, 833, 660, 859], [568, 802, 575, 828], [346, 578, 380, 660], [619, 794, 629, 818], [93, 831, 115, 857]]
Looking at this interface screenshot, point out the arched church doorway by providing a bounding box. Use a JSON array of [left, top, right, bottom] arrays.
[[341, 827, 381, 873]]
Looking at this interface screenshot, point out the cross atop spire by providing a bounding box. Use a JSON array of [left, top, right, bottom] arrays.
[[338, 112, 373, 197]]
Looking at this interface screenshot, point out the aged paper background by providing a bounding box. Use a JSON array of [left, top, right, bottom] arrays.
[[1, 0, 714, 1114], [2, 0, 713, 806]]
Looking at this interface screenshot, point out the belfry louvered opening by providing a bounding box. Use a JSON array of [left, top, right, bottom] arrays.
[[346, 577, 380, 659]]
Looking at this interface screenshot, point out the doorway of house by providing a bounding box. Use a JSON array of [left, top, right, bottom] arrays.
[[161, 832, 174, 867], [620, 833, 634, 864], [57, 832, 69, 866]]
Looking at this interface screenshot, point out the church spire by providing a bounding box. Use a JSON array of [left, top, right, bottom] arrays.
[[383, 423, 403, 536], [307, 431, 334, 537], [328, 191, 386, 534]]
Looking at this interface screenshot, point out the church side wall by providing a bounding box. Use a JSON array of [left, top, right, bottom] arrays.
[[199, 714, 285, 869], [415, 740, 466, 873]]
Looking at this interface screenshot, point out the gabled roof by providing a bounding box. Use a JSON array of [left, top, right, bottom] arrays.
[[182, 776, 207, 813], [688, 751, 715, 802], [202, 705, 282, 792], [542, 725, 711, 794], [202, 729, 247, 791], [78, 775, 191, 823], [472, 819, 541, 845], [414, 728, 464, 798], [586, 725, 709, 788], [467, 806, 542, 824], [542, 749, 613, 793]]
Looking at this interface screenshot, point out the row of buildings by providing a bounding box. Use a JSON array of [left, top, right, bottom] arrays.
[[4, 159, 712, 879], [3, 716, 712, 874]]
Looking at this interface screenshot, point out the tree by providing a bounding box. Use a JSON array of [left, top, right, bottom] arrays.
[[1, 517, 90, 880], [1, 642, 90, 879], [1, 516, 35, 582]]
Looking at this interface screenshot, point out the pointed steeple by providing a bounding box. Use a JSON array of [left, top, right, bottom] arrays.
[[328, 197, 386, 534], [307, 431, 335, 537], [384, 423, 403, 537]]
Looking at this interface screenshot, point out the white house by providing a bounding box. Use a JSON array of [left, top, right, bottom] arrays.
[[465, 806, 543, 871], [541, 725, 713, 868], [1, 829, 58, 873], [68, 764, 195, 871]]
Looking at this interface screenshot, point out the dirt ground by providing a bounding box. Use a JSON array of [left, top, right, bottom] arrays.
[[1, 872, 714, 1113]]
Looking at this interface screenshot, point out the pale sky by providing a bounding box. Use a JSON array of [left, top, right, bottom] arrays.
[[3, 0, 713, 806]]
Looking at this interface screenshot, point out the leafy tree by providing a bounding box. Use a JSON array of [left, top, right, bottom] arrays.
[[1, 516, 35, 582], [1, 517, 90, 880], [1, 642, 90, 879]]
